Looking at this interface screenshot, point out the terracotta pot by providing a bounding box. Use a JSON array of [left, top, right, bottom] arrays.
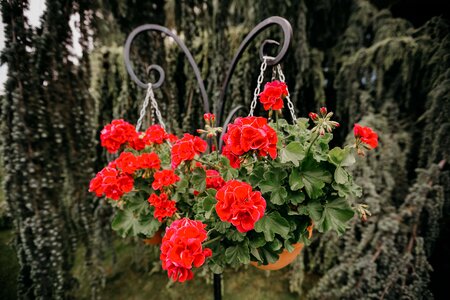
[[250, 243, 304, 271], [251, 223, 313, 271], [143, 230, 163, 245]]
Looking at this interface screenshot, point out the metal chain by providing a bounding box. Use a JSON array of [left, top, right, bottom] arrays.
[[276, 64, 297, 122], [249, 57, 268, 116], [136, 83, 166, 132]]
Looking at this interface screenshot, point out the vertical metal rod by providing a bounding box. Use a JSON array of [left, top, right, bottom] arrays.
[[214, 274, 222, 300]]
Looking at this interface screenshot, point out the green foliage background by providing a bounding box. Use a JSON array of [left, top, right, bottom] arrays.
[[0, 0, 449, 299]]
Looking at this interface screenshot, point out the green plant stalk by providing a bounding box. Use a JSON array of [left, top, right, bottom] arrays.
[[203, 235, 222, 246], [306, 131, 320, 156]]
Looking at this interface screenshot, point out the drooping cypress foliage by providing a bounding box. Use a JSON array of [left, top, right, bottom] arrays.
[[1, 0, 103, 298]]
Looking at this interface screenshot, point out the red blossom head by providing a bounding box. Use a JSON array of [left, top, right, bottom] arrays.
[[258, 80, 288, 111], [148, 192, 177, 222], [221, 116, 277, 167], [137, 152, 161, 170], [354, 124, 378, 149], [320, 107, 327, 116], [144, 124, 168, 145], [160, 218, 212, 282], [171, 134, 207, 169], [215, 180, 266, 233], [100, 119, 136, 153], [89, 166, 133, 200], [128, 132, 146, 151], [114, 152, 139, 175], [152, 169, 180, 191]]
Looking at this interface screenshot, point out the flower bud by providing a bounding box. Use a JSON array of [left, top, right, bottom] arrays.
[[320, 107, 327, 115], [203, 113, 215, 123], [309, 112, 319, 121]]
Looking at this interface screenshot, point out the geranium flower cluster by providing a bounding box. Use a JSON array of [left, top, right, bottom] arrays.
[[258, 80, 288, 110], [354, 124, 378, 149], [100, 120, 176, 153], [89, 166, 134, 200], [148, 193, 177, 222], [171, 134, 208, 168], [89, 151, 161, 200], [160, 218, 212, 282], [215, 180, 266, 233], [222, 116, 277, 168]]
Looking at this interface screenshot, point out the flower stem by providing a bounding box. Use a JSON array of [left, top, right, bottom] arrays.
[[306, 132, 320, 156], [193, 158, 217, 169], [203, 235, 222, 246]]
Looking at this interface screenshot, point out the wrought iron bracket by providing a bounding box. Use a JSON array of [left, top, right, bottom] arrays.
[[123, 16, 292, 128]]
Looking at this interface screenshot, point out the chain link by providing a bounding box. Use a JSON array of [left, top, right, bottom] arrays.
[[249, 57, 268, 116], [276, 64, 297, 122], [136, 83, 166, 132]]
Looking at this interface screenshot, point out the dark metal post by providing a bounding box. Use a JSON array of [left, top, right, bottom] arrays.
[[214, 274, 222, 300]]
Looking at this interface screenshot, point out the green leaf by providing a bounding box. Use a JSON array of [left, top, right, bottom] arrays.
[[288, 191, 305, 205], [225, 244, 250, 265], [250, 247, 263, 262], [226, 229, 246, 242], [248, 235, 267, 248], [312, 134, 332, 162], [328, 147, 346, 166], [259, 169, 288, 205], [307, 200, 323, 222], [219, 156, 239, 180], [332, 181, 363, 198], [268, 238, 283, 251], [126, 193, 150, 215], [208, 261, 224, 274], [254, 212, 290, 241], [280, 141, 305, 167], [297, 158, 332, 199], [288, 168, 304, 191], [315, 198, 355, 235], [328, 146, 355, 167], [111, 210, 160, 238], [191, 167, 207, 192], [248, 165, 266, 186], [334, 167, 349, 184], [214, 221, 231, 234]]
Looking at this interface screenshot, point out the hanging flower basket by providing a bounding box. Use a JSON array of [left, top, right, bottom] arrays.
[[89, 65, 378, 282]]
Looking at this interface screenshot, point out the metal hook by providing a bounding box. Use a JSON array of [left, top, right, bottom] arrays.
[[216, 16, 293, 125], [259, 39, 280, 63], [145, 64, 165, 88], [123, 24, 210, 112]]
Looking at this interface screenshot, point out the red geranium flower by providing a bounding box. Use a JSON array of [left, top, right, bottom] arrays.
[[137, 152, 161, 170], [354, 124, 378, 149], [171, 134, 207, 169], [206, 170, 226, 190], [215, 180, 266, 233], [193, 170, 226, 196], [152, 169, 180, 191], [129, 132, 146, 151], [160, 218, 212, 282], [144, 124, 168, 145], [100, 119, 136, 153], [222, 116, 277, 168], [258, 80, 288, 111], [148, 193, 177, 222], [89, 167, 133, 200], [114, 152, 139, 175]]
